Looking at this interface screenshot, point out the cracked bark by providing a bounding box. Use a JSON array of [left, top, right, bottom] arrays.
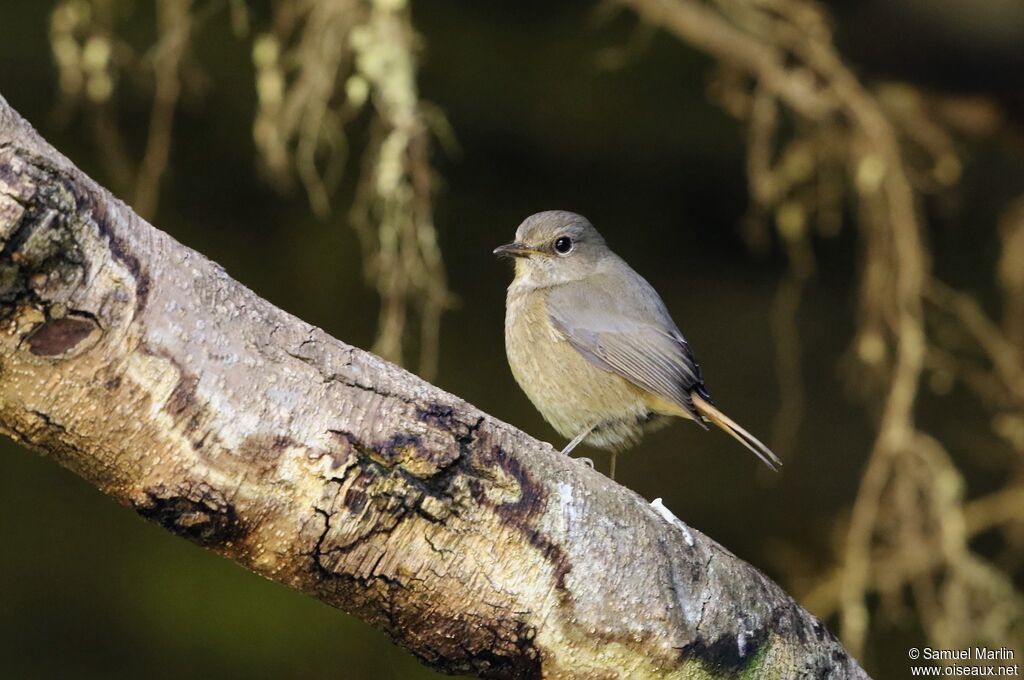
[[0, 94, 868, 679]]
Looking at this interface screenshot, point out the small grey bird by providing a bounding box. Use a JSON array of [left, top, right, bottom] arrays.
[[495, 210, 781, 478]]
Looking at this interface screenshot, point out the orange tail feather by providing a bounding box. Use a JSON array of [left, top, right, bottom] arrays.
[[692, 393, 782, 471]]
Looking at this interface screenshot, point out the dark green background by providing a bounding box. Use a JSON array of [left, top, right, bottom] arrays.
[[1, 2, 1022, 678]]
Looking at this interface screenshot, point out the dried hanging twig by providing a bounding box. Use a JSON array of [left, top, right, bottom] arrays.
[[252, 0, 452, 379]]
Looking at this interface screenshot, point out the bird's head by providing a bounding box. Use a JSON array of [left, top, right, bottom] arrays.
[[494, 211, 609, 289]]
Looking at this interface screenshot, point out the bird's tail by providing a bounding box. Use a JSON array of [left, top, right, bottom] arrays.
[[691, 393, 782, 471]]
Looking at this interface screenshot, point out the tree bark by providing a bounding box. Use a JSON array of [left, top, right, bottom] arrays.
[[0, 94, 868, 679]]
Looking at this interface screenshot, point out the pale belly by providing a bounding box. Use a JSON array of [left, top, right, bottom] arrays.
[[504, 288, 665, 450]]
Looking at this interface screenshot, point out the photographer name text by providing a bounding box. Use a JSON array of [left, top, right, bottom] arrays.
[[921, 648, 1016, 661]]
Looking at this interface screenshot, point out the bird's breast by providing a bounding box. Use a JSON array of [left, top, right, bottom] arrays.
[[504, 286, 651, 447]]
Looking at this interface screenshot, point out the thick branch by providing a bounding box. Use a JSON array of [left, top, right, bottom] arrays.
[[0, 94, 867, 679]]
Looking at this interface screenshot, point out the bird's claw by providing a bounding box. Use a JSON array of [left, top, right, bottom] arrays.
[[574, 456, 595, 469]]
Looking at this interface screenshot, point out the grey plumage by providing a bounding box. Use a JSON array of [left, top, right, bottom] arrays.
[[547, 274, 706, 424], [496, 210, 781, 474]]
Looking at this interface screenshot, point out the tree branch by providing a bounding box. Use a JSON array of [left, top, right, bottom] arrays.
[[0, 94, 867, 679]]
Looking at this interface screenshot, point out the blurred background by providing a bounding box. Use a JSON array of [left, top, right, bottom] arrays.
[[1, 1, 1022, 678]]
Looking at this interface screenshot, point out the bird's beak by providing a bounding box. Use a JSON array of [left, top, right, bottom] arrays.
[[493, 242, 540, 259]]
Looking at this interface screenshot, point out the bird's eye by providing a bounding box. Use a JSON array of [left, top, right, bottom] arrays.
[[554, 236, 573, 255]]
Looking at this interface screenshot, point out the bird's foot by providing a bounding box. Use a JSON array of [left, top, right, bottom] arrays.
[[560, 424, 596, 457], [574, 457, 594, 469]]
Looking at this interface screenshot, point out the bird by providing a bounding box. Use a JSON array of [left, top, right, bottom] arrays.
[[494, 210, 781, 479]]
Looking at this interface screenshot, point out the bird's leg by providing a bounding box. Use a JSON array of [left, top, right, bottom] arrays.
[[560, 423, 595, 456], [609, 450, 617, 481]]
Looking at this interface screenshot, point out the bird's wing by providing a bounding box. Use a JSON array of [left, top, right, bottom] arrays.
[[546, 273, 706, 422]]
